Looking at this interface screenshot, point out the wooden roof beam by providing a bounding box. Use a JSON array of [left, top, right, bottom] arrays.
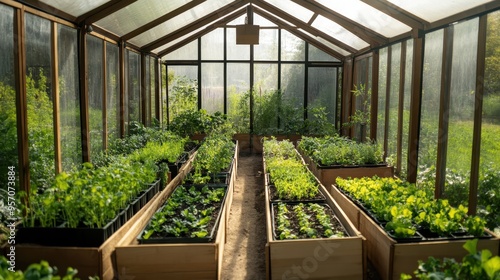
[[360, 0, 426, 30], [77, 0, 139, 25]]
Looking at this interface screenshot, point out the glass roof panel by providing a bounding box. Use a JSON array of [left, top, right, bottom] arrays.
[[314, 0, 411, 38], [254, 14, 277, 27], [297, 28, 351, 57], [95, 0, 192, 36], [263, 0, 314, 23], [388, 0, 495, 22], [130, 0, 235, 47], [39, 0, 109, 17], [311, 15, 369, 50]]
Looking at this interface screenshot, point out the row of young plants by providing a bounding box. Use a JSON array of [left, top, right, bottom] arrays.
[[23, 130, 189, 231], [401, 239, 500, 279], [273, 202, 347, 240], [297, 135, 384, 166], [336, 176, 489, 240], [263, 138, 320, 201], [138, 130, 236, 243]]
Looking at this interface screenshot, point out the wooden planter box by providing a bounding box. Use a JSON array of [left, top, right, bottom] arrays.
[[114, 143, 238, 280], [263, 149, 365, 280], [330, 184, 500, 280], [15, 155, 196, 280], [299, 151, 394, 192]]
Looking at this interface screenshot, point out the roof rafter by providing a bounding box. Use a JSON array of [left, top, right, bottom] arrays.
[[291, 0, 388, 46], [428, 0, 500, 30], [143, 0, 250, 52], [157, 8, 248, 57], [252, 0, 358, 54], [77, 0, 139, 25], [360, 0, 426, 30], [122, 0, 208, 41], [252, 5, 346, 60]]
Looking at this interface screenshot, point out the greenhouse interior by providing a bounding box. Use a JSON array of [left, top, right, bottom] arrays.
[[1, 0, 500, 279]]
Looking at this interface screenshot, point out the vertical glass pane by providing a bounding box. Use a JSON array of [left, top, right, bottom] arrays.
[[202, 28, 224, 60], [227, 63, 250, 133], [378, 47, 388, 143], [401, 40, 413, 178], [58, 25, 81, 171], [308, 67, 337, 124], [281, 64, 304, 133], [254, 29, 278, 61], [481, 11, 500, 233], [444, 19, 478, 206], [150, 57, 156, 123], [201, 63, 224, 114], [167, 65, 198, 122], [281, 30, 305, 61], [0, 4, 18, 188], [145, 57, 151, 126], [418, 30, 444, 179], [25, 13, 54, 190], [352, 58, 371, 141], [162, 64, 167, 125], [227, 28, 250, 60], [308, 43, 339, 62], [106, 42, 120, 143], [163, 40, 198, 60], [87, 36, 104, 157], [254, 63, 278, 92], [387, 43, 401, 164], [127, 50, 141, 130]]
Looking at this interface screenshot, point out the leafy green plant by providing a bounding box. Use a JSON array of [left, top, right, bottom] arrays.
[[401, 239, 500, 280], [336, 177, 489, 238], [0, 256, 99, 280], [141, 185, 226, 240]]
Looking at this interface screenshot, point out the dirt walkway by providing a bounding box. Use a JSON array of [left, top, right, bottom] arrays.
[[222, 153, 267, 280]]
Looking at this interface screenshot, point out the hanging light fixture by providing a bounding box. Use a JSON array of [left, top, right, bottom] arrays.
[[236, 5, 259, 45]]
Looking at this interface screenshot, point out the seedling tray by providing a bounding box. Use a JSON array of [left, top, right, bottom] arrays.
[[136, 185, 228, 244]]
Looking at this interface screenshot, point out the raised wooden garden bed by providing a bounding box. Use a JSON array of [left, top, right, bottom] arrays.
[[15, 154, 196, 280], [262, 142, 365, 280], [330, 183, 500, 279], [114, 142, 238, 280]]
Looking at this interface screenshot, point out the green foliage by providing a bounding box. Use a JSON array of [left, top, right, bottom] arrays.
[[263, 138, 319, 200], [169, 110, 228, 136], [402, 239, 500, 279], [343, 84, 371, 131], [297, 135, 383, 166], [142, 185, 226, 239], [168, 74, 198, 121], [336, 176, 488, 238], [227, 88, 250, 133], [0, 256, 99, 280]]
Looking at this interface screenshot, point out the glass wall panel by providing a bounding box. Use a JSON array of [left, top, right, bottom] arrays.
[[162, 64, 167, 125], [481, 10, 500, 233], [167, 65, 198, 122], [227, 28, 250, 60], [352, 57, 371, 141], [106, 43, 120, 143], [150, 57, 156, 123], [308, 67, 337, 124], [145, 57, 151, 126], [387, 43, 401, 164], [0, 4, 18, 188], [308, 44, 338, 62], [58, 25, 81, 171], [25, 13, 54, 190], [401, 40, 413, 177], [281, 30, 305, 61], [444, 19, 478, 206], [254, 63, 278, 92], [418, 30, 443, 180], [254, 29, 278, 61], [378, 47, 388, 143], [127, 50, 141, 131], [164, 40, 198, 60], [227, 63, 250, 133], [201, 63, 224, 114], [87, 36, 104, 157], [281, 64, 305, 133], [202, 29, 224, 60]]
